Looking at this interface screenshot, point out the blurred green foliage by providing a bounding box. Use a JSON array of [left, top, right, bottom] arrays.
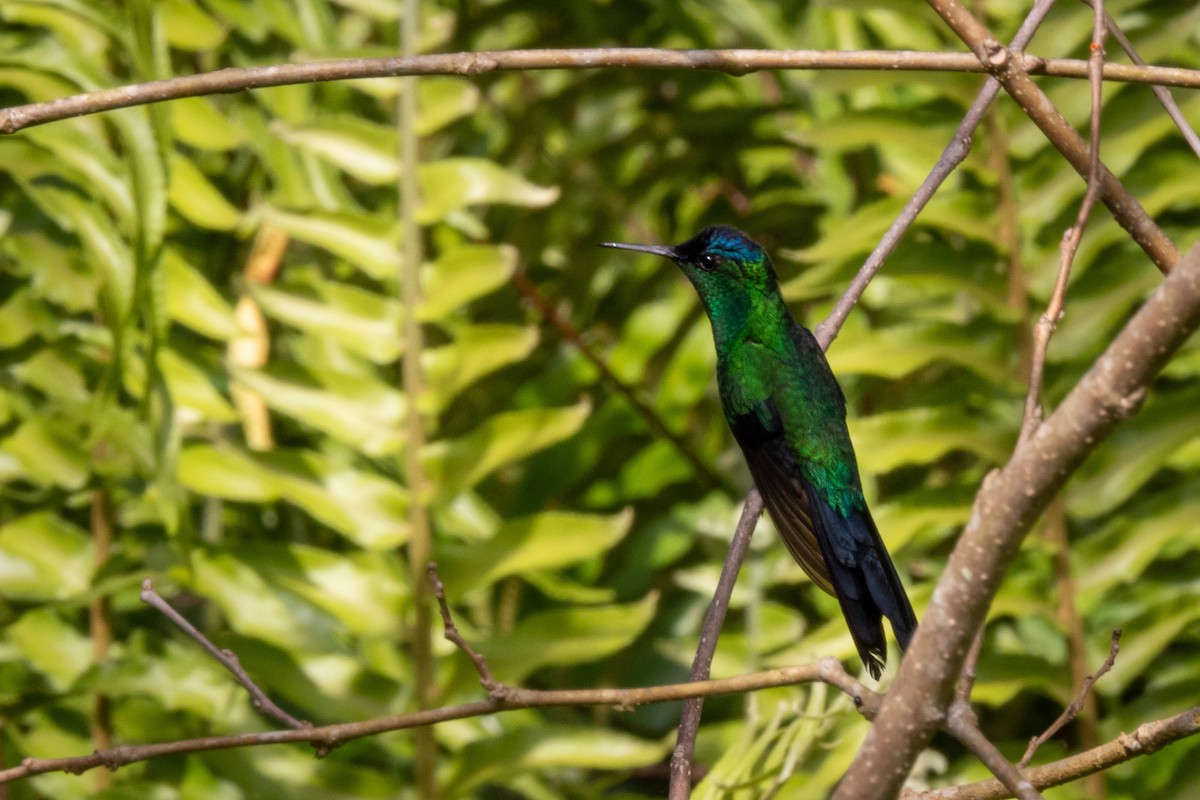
[[1, 1, 1199, 798]]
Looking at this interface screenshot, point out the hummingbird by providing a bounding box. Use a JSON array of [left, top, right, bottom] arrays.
[[601, 225, 917, 678]]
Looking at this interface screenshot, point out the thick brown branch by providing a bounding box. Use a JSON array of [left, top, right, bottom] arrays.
[[833, 241, 1200, 799], [3, 49, 1200, 135]]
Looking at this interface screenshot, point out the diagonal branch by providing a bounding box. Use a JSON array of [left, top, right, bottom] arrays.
[[815, 0, 1057, 349], [833, 241, 1200, 799], [1019, 629, 1122, 768], [140, 580, 309, 730]]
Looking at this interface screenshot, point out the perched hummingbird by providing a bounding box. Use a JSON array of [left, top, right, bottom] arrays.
[[601, 225, 917, 678]]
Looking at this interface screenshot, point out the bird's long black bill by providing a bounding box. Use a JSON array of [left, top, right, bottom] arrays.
[[598, 241, 677, 259]]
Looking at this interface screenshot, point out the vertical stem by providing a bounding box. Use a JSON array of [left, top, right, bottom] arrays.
[[1044, 497, 1105, 798], [399, 1, 436, 797], [89, 488, 115, 791]]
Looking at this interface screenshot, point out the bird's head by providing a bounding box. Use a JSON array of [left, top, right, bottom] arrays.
[[600, 225, 780, 306]]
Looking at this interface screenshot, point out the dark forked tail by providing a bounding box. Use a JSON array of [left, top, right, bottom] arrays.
[[804, 484, 918, 679]]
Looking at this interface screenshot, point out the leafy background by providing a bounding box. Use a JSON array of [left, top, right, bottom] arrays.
[[1, 0, 1199, 798]]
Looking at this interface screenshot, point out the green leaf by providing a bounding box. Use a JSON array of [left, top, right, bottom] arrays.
[[447, 726, 665, 796], [168, 152, 242, 230], [420, 244, 517, 320], [169, 96, 245, 151], [230, 364, 407, 456], [251, 280, 401, 363], [438, 509, 633, 590], [276, 116, 399, 185], [262, 206, 399, 279], [424, 324, 538, 410], [238, 543, 407, 636], [0, 418, 90, 490], [479, 595, 657, 682], [6, 608, 93, 690], [178, 445, 409, 548], [163, 250, 241, 339], [186, 549, 319, 649], [0, 513, 93, 601], [423, 402, 591, 496], [160, 0, 226, 50], [417, 158, 559, 223], [849, 406, 1013, 472]]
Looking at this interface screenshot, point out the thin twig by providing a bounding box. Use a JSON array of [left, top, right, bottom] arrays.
[[1081, 0, 1200, 159], [946, 702, 1045, 800], [955, 627, 987, 703], [669, 488, 764, 800], [1020, 0, 1110, 441], [4, 49, 1200, 135], [1019, 629, 1122, 768], [815, 0, 1057, 349], [427, 563, 507, 699], [511, 270, 735, 494], [139, 579, 309, 730]]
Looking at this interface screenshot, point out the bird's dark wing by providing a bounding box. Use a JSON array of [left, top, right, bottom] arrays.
[[741, 439, 835, 595]]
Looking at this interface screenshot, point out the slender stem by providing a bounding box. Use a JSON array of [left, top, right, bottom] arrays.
[[89, 488, 115, 792], [399, 2, 437, 797], [1020, 0, 1110, 440]]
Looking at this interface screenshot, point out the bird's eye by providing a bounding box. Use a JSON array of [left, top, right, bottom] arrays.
[[697, 253, 720, 271]]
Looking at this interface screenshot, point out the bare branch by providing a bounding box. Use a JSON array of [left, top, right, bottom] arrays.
[[946, 702, 1044, 800], [139, 579, 309, 731], [913, 702, 1198, 800], [925, 0, 1179, 273], [0, 659, 874, 785], [1019, 629, 1122, 768], [427, 563, 507, 699], [669, 488, 764, 799], [833, 240, 1200, 799], [3, 49, 1200, 135]]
